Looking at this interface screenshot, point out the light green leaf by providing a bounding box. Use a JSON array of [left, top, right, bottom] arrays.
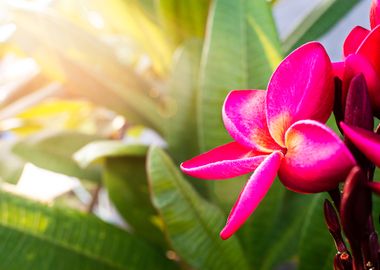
[[165, 40, 201, 163], [165, 40, 210, 198], [298, 194, 336, 270], [0, 191, 176, 270], [198, 0, 282, 151], [12, 131, 102, 182], [147, 146, 250, 270], [74, 140, 148, 168], [282, 0, 360, 54], [74, 140, 166, 247], [103, 156, 167, 248], [156, 0, 210, 45]]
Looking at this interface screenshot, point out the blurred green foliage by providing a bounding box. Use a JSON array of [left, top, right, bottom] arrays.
[[0, 0, 363, 269]]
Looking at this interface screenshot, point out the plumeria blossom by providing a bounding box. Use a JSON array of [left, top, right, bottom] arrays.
[[334, 0, 380, 118], [181, 42, 356, 240]]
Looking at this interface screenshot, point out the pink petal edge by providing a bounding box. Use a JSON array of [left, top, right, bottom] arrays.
[[357, 25, 380, 77], [279, 120, 356, 193], [222, 90, 280, 152], [343, 26, 370, 57], [180, 142, 267, 179], [342, 54, 380, 116], [266, 42, 334, 147], [371, 0, 380, 29], [220, 151, 283, 240], [340, 122, 380, 167]]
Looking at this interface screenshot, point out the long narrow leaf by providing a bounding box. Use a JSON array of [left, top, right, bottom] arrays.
[[298, 194, 336, 270], [147, 146, 250, 270], [0, 191, 176, 270], [282, 0, 361, 54], [198, 0, 282, 151]]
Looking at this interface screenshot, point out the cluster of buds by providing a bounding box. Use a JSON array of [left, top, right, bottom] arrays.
[[324, 1, 380, 269]]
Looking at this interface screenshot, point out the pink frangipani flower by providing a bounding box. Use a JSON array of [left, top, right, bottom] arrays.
[[181, 42, 356, 240]]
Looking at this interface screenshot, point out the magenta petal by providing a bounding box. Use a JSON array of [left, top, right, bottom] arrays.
[[340, 122, 380, 167], [266, 42, 334, 146], [223, 90, 280, 152], [180, 142, 267, 179], [371, 0, 380, 29], [343, 26, 370, 57], [357, 25, 380, 77], [220, 151, 282, 240], [279, 120, 356, 193], [333, 62, 344, 80], [342, 54, 380, 116]]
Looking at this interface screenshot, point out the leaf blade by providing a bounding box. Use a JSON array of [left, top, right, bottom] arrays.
[[147, 146, 249, 270], [0, 191, 175, 270], [198, 0, 282, 151]]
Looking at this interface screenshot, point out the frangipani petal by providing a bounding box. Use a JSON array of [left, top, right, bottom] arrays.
[[340, 122, 380, 167], [279, 120, 356, 193], [223, 90, 280, 152], [180, 142, 267, 179], [220, 151, 282, 240], [371, 0, 380, 29], [333, 62, 344, 80], [343, 26, 370, 57], [342, 54, 380, 116], [266, 42, 334, 146], [357, 25, 380, 77]]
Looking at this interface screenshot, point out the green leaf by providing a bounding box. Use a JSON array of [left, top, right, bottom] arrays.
[[0, 191, 176, 270], [103, 156, 167, 248], [237, 180, 285, 269], [156, 0, 211, 45], [147, 146, 250, 270], [258, 193, 313, 270], [13, 131, 102, 182], [198, 0, 282, 151], [282, 0, 360, 54], [165, 40, 201, 162], [74, 140, 148, 168], [165, 40, 210, 198], [298, 194, 336, 270], [74, 140, 166, 247]]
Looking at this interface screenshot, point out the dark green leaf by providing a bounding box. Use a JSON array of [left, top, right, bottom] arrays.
[[238, 180, 285, 269], [259, 192, 312, 270], [298, 194, 336, 270], [282, 0, 361, 54], [147, 146, 250, 270], [198, 0, 282, 151], [13, 131, 102, 182], [0, 191, 176, 270], [104, 156, 167, 248]]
